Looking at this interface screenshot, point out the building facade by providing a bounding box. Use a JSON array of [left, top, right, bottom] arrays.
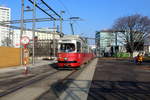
[[144, 35, 150, 55], [0, 6, 11, 46], [13, 28, 61, 48], [95, 30, 115, 57], [96, 30, 150, 57]]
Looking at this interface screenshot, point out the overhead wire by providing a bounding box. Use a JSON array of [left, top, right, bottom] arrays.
[[55, 0, 72, 17], [28, 0, 56, 20], [55, 0, 82, 34], [41, 0, 61, 18]]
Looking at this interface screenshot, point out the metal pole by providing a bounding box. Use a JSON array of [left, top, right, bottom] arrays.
[[8, 28, 11, 46], [20, 0, 24, 65], [53, 20, 56, 57], [32, 0, 36, 64], [12, 30, 14, 47], [115, 32, 118, 57], [60, 17, 62, 34], [60, 11, 64, 34], [70, 23, 74, 35], [99, 32, 101, 57]]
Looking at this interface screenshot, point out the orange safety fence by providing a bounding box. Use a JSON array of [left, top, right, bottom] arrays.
[[0, 46, 21, 68]]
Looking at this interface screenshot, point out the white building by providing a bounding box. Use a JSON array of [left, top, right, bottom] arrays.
[[0, 6, 11, 46], [144, 36, 150, 55], [13, 28, 61, 48]]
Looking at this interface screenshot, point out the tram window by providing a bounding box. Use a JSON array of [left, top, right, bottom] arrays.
[[77, 42, 81, 52], [60, 43, 75, 52]]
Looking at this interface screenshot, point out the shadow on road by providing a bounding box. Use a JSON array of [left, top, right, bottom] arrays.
[[88, 80, 150, 100], [49, 63, 80, 71], [48, 63, 58, 70], [50, 79, 150, 100]]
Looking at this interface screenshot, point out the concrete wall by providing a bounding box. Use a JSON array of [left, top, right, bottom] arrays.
[[0, 47, 20, 68]]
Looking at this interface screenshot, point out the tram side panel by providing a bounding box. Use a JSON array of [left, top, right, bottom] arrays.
[[57, 53, 82, 68], [57, 52, 94, 68]]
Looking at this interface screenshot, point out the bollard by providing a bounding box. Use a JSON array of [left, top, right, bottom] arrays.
[[24, 60, 28, 75], [23, 48, 29, 75]]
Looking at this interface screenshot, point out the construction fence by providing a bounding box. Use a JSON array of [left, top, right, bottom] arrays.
[[0, 24, 60, 68], [0, 46, 21, 68]]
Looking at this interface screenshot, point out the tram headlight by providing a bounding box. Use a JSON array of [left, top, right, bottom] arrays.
[[64, 57, 68, 60]]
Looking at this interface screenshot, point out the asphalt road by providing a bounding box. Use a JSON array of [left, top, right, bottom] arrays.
[[88, 58, 150, 100], [0, 63, 74, 100]]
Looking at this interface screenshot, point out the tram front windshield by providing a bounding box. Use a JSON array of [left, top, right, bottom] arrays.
[[60, 43, 75, 52]]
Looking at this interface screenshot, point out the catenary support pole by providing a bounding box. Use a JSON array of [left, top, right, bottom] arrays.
[[20, 0, 24, 65]]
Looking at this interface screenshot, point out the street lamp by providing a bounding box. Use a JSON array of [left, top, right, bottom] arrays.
[[24, 6, 33, 12], [69, 17, 80, 20]]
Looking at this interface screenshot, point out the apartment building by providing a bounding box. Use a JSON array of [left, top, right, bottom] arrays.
[[95, 30, 115, 56], [0, 6, 11, 46], [13, 28, 62, 48]]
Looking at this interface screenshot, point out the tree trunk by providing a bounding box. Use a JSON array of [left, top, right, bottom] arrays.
[[130, 52, 133, 58]]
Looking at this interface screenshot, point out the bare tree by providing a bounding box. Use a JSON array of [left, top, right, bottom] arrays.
[[112, 14, 150, 56]]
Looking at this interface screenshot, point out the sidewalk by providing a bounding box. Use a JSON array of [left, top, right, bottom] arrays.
[[0, 59, 57, 74]]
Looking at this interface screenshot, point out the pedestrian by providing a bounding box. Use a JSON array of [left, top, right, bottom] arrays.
[[135, 53, 143, 64]]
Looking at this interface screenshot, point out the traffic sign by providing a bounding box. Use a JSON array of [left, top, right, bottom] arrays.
[[21, 36, 30, 45]]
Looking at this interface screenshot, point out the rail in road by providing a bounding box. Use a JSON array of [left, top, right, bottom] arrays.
[[0, 63, 59, 97], [42, 59, 96, 100], [0, 59, 96, 100]]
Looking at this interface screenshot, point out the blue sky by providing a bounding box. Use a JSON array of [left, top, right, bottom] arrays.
[[0, 0, 150, 41]]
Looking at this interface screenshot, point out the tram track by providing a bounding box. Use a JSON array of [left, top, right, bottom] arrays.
[[36, 69, 78, 100], [52, 66, 86, 97], [37, 59, 95, 99], [0, 69, 59, 97], [0, 64, 55, 91], [0, 64, 78, 99], [0, 59, 96, 99], [0, 63, 58, 97]]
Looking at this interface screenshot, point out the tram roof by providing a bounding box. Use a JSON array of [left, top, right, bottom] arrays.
[[61, 35, 86, 41]]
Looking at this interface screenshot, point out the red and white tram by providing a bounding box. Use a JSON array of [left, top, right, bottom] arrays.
[[57, 35, 94, 68]]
